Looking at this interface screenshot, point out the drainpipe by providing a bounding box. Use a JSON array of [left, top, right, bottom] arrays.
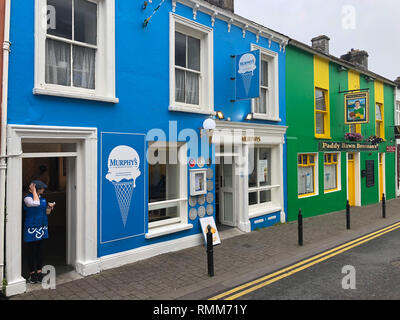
[[0, 0, 11, 285]]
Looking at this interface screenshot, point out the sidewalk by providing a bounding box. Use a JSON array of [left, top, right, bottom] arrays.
[[9, 198, 400, 300]]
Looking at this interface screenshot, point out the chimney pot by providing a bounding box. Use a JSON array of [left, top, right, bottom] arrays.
[[311, 35, 330, 55], [341, 49, 369, 71]]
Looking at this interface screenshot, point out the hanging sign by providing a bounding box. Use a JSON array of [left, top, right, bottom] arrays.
[[235, 50, 260, 101], [344, 92, 369, 124]]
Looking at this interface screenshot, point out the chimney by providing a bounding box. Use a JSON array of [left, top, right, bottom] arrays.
[[340, 49, 369, 71], [395, 77, 400, 88], [204, 0, 234, 12], [311, 35, 330, 55]]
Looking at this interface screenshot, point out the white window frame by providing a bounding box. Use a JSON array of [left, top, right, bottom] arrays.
[[323, 152, 341, 194], [248, 145, 282, 217], [169, 13, 214, 115], [34, 0, 118, 103], [147, 142, 189, 236], [395, 100, 400, 126], [251, 43, 280, 122]]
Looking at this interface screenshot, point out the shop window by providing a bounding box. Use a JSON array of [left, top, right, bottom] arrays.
[[396, 101, 400, 126], [148, 143, 188, 229], [298, 153, 317, 197], [375, 103, 384, 139], [324, 153, 340, 192], [251, 44, 280, 121], [170, 14, 214, 114], [248, 148, 272, 206], [315, 88, 330, 138], [34, 0, 117, 102]]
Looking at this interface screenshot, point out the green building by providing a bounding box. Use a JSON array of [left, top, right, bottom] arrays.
[[286, 36, 397, 221]]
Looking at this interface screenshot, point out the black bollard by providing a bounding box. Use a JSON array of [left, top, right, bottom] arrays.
[[298, 209, 303, 246], [206, 225, 214, 277], [382, 193, 386, 219], [346, 200, 350, 230]]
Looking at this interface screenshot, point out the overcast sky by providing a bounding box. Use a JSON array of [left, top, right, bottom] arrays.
[[235, 0, 400, 81]]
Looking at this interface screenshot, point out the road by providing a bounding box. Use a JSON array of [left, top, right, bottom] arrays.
[[210, 224, 400, 300]]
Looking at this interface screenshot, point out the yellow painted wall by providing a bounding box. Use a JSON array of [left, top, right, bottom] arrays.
[[314, 56, 330, 138]]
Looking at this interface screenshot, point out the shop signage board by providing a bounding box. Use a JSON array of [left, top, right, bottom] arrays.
[[387, 146, 396, 153], [319, 141, 378, 152], [344, 92, 370, 124], [235, 50, 260, 101], [199, 216, 221, 246], [100, 132, 146, 244]]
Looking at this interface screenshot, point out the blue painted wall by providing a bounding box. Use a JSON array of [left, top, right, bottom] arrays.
[[8, 0, 287, 257]]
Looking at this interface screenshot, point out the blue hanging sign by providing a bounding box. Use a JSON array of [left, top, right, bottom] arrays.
[[235, 50, 260, 101], [100, 132, 146, 244]]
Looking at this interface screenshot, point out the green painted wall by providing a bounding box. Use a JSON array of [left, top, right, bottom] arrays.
[[286, 45, 396, 222]]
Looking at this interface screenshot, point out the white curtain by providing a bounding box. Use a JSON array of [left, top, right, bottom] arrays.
[[73, 45, 96, 89], [186, 71, 199, 105], [175, 69, 185, 103], [298, 166, 314, 195], [45, 39, 71, 86], [324, 164, 337, 190]]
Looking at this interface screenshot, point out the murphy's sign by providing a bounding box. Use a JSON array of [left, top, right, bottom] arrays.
[[319, 141, 378, 152]]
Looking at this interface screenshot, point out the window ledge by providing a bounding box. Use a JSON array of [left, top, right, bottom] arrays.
[[169, 105, 214, 115], [324, 188, 341, 194], [145, 223, 193, 239], [253, 114, 282, 122], [249, 204, 282, 219], [33, 87, 119, 104], [298, 193, 318, 199]]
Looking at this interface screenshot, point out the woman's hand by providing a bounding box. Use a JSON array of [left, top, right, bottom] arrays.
[[29, 183, 39, 202]]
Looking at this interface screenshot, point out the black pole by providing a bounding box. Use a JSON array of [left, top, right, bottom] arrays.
[[382, 193, 386, 219], [207, 225, 214, 277], [298, 209, 303, 246], [346, 200, 351, 230]]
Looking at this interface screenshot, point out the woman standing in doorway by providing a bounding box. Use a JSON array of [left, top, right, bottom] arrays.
[[23, 180, 55, 283]]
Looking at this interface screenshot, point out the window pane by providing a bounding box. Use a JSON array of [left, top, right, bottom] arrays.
[[45, 38, 71, 86], [324, 164, 337, 190], [256, 87, 268, 115], [73, 45, 96, 89], [149, 149, 179, 203], [47, 0, 72, 39], [259, 148, 271, 187], [249, 192, 258, 206], [315, 89, 326, 111], [248, 148, 257, 188], [175, 69, 185, 103], [350, 124, 356, 133], [261, 60, 268, 87], [188, 36, 200, 71], [186, 71, 199, 105], [175, 32, 186, 68], [376, 123, 381, 137], [260, 190, 271, 204], [316, 113, 325, 134], [298, 166, 314, 195], [74, 0, 98, 45], [149, 206, 179, 223], [376, 104, 382, 121]]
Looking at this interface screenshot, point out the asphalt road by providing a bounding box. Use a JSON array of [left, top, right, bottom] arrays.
[[233, 228, 400, 300]]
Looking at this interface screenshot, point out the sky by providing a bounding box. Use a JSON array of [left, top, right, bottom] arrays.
[[235, 0, 400, 81]]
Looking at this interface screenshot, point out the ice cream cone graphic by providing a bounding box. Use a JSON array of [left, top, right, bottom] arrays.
[[238, 52, 257, 97], [106, 146, 141, 227]]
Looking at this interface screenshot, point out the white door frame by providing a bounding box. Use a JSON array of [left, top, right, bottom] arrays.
[[5, 125, 100, 296]]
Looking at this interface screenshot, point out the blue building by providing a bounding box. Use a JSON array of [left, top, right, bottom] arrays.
[[3, 0, 288, 296]]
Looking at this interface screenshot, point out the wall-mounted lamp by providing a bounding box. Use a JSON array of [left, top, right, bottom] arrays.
[[338, 65, 347, 72], [200, 118, 216, 144], [365, 76, 375, 82], [215, 111, 225, 120], [245, 113, 253, 121]]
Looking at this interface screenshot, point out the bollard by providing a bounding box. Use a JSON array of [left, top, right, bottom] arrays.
[[382, 193, 386, 219], [298, 209, 303, 246], [206, 225, 214, 277], [346, 200, 350, 230]]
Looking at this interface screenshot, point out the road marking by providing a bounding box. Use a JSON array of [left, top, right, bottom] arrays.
[[209, 221, 400, 300]]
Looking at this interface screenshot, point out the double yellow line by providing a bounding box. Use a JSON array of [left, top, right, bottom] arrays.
[[209, 221, 400, 300]]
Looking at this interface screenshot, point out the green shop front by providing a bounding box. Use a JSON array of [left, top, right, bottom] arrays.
[[285, 39, 397, 221]]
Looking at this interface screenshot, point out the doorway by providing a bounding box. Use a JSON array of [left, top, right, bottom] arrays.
[[215, 156, 237, 230], [21, 155, 74, 279], [347, 153, 356, 206]]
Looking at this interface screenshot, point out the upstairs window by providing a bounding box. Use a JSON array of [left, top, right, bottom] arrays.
[[315, 88, 329, 137], [396, 101, 400, 125], [46, 0, 97, 89], [375, 103, 384, 139], [35, 0, 117, 103]]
